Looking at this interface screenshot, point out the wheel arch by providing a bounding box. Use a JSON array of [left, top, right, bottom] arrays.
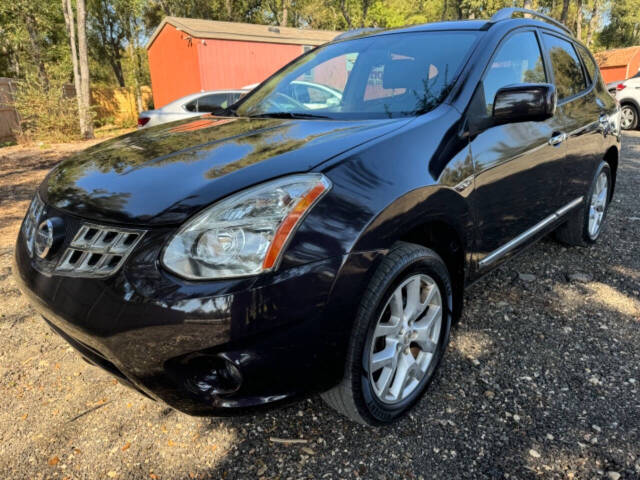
[[603, 145, 619, 198], [353, 187, 474, 322]]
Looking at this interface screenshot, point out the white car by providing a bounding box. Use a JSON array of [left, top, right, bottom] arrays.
[[243, 80, 342, 110], [285, 80, 342, 109], [138, 90, 247, 128], [607, 71, 640, 130]]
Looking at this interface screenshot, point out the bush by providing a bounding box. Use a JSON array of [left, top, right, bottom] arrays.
[[13, 73, 81, 143]]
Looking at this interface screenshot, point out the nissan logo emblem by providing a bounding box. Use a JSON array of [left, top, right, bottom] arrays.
[[34, 217, 64, 259]]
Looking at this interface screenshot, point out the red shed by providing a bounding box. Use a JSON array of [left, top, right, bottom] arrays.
[[146, 17, 340, 108], [594, 46, 640, 84]]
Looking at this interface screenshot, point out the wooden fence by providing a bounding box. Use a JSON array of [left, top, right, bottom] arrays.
[[0, 78, 20, 143], [0, 79, 153, 142]]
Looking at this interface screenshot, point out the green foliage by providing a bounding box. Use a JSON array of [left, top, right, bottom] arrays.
[[0, 0, 635, 141], [13, 71, 81, 142], [597, 0, 640, 48]]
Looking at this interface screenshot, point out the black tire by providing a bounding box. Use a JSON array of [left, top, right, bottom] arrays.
[[554, 161, 612, 246], [321, 242, 453, 425], [620, 103, 638, 130]]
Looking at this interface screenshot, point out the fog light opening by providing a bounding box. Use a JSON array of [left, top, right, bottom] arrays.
[[187, 356, 243, 396]]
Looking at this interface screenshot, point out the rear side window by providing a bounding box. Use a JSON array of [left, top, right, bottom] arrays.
[[483, 31, 547, 115], [575, 44, 598, 84], [197, 94, 228, 112], [543, 34, 587, 100]]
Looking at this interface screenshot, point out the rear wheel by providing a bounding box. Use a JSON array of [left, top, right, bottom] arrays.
[[620, 104, 638, 130], [321, 242, 452, 425], [555, 161, 611, 246]]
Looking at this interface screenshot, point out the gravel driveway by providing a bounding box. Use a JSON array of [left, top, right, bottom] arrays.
[[1, 133, 638, 480]]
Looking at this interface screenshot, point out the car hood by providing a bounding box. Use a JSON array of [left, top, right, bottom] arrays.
[[42, 115, 409, 225]]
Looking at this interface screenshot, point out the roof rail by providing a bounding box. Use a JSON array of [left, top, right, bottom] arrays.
[[489, 7, 572, 36], [333, 27, 382, 41]]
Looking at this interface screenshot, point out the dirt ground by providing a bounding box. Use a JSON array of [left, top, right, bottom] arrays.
[[0, 133, 638, 480]]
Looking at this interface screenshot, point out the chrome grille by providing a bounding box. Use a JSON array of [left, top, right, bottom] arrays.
[[56, 224, 145, 277], [23, 193, 46, 256]]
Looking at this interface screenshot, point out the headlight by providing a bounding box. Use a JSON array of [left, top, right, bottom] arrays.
[[161, 174, 331, 280]]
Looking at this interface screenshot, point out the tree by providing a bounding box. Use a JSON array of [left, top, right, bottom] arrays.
[[62, 0, 94, 139], [88, 0, 127, 86]]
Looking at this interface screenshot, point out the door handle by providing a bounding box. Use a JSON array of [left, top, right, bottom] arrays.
[[548, 132, 567, 146]]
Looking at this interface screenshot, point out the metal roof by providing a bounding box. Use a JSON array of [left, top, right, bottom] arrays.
[[147, 17, 341, 49], [594, 46, 640, 68]]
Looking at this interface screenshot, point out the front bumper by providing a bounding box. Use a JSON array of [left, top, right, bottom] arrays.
[[14, 213, 382, 415]]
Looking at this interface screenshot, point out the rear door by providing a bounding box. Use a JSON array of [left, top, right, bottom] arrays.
[[469, 29, 567, 269], [540, 33, 602, 207]]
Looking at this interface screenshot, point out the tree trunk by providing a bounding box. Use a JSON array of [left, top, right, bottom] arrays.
[[134, 47, 143, 113], [560, 0, 570, 24], [281, 0, 288, 26], [225, 0, 232, 20], [111, 58, 125, 88], [575, 0, 583, 40], [585, 0, 600, 47], [441, 0, 447, 21], [62, 0, 84, 137], [76, 0, 93, 139], [340, 0, 352, 29], [361, 0, 371, 27], [24, 14, 49, 90]]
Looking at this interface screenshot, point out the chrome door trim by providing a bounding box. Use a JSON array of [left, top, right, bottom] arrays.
[[479, 196, 583, 268]]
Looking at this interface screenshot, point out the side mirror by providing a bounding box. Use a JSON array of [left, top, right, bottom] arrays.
[[492, 83, 557, 125]]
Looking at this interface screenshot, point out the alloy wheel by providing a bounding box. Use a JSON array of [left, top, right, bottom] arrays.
[[368, 274, 442, 404], [621, 105, 636, 130], [588, 171, 609, 238]]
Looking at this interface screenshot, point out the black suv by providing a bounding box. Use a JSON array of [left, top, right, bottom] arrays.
[[14, 8, 621, 425]]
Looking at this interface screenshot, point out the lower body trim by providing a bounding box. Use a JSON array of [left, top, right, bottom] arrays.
[[479, 196, 583, 268]]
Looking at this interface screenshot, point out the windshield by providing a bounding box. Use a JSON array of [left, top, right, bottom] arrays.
[[235, 31, 480, 120]]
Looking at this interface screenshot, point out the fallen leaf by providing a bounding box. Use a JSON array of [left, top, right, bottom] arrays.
[[167, 439, 175, 447], [121, 442, 131, 452], [48, 456, 60, 466], [20, 413, 28, 420], [107, 471, 117, 478], [150, 474, 158, 479]]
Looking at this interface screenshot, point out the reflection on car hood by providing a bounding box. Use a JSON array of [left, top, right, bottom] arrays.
[[42, 115, 409, 225]]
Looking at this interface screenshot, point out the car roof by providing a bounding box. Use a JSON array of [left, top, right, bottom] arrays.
[[332, 17, 571, 42]]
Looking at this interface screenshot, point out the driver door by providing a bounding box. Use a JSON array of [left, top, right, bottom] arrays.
[[469, 29, 567, 269]]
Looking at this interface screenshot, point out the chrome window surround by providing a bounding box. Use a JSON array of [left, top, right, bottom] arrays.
[[56, 224, 145, 278]]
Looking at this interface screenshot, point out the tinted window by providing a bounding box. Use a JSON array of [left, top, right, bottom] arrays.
[[235, 31, 479, 119], [184, 100, 197, 112], [543, 34, 587, 100], [483, 31, 546, 114], [576, 44, 598, 84], [197, 94, 228, 112]]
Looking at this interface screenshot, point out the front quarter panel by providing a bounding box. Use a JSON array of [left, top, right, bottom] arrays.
[[280, 104, 473, 271]]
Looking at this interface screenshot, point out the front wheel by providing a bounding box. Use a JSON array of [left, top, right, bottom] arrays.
[[620, 104, 638, 130], [321, 242, 452, 425]]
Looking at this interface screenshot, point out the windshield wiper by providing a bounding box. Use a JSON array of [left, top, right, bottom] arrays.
[[247, 112, 331, 119]]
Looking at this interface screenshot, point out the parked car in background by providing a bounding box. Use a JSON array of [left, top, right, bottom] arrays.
[[137, 90, 247, 128], [607, 70, 640, 129], [15, 8, 620, 426], [244, 80, 342, 110]]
